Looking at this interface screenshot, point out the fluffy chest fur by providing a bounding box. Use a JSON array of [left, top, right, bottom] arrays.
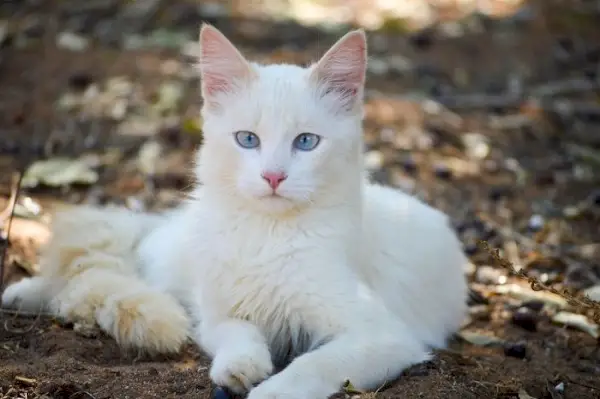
[[173, 197, 361, 360]]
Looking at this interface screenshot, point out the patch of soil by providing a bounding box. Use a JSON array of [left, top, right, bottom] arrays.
[[1, 312, 598, 398]]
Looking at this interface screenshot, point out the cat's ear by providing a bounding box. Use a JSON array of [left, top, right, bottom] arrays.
[[198, 24, 254, 108], [309, 30, 367, 113]]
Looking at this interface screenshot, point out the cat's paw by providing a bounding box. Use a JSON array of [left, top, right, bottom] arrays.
[[209, 343, 274, 394], [1, 282, 21, 308], [247, 373, 334, 399], [1, 278, 34, 309]]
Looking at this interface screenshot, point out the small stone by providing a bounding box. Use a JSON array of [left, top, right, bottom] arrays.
[[367, 58, 389, 75], [488, 186, 511, 202], [212, 386, 233, 399], [198, 2, 228, 19], [469, 305, 491, 321], [584, 285, 600, 302], [364, 150, 384, 171], [408, 29, 434, 50], [401, 157, 418, 174], [433, 163, 452, 180], [109, 99, 128, 120], [527, 214, 544, 232], [21, 16, 45, 39], [462, 132, 490, 160], [503, 342, 527, 359], [565, 264, 600, 291], [468, 289, 489, 306], [475, 266, 506, 285], [589, 189, 600, 207], [563, 206, 581, 219], [387, 55, 414, 75], [56, 32, 89, 51], [554, 382, 565, 393], [521, 300, 545, 312], [511, 307, 538, 332], [463, 243, 478, 257], [68, 72, 93, 91]]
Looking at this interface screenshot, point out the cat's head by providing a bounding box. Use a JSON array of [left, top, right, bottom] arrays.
[[195, 24, 367, 214]]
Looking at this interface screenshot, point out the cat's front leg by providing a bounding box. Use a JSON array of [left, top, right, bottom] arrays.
[[247, 317, 430, 399], [196, 317, 274, 394]]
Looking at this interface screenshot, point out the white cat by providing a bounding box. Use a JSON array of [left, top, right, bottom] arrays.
[[2, 25, 468, 398]]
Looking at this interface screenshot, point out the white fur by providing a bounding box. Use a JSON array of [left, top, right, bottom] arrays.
[[2, 25, 468, 398]]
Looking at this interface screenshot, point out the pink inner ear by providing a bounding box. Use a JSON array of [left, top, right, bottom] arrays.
[[312, 30, 367, 105], [198, 25, 252, 99]]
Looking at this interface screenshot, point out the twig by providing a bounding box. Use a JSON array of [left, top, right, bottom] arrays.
[[530, 78, 600, 97], [0, 172, 23, 290], [70, 391, 98, 399], [480, 241, 600, 325], [476, 213, 577, 261], [0, 308, 54, 318]]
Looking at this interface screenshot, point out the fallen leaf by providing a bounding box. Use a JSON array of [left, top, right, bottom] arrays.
[[342, 380, 364, 395], [182, 116, 203, 136], [495, 284, 568, 309], [551, 311, 599, 338], [457, 330, 504, 347], [14, 376, 37, 386], [518, 388, 538, 399], [137, 141, 162, 175], [173, 357, 199, 371], [583, 285, 600, 302], [22, 157, 98, 188]]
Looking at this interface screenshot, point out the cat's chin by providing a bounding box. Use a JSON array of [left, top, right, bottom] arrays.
[[251, 193, 305, 215]]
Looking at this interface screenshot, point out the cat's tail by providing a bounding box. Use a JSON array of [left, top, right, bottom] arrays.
[[53, 266, 191, 354], [1, 205, 190, 354]]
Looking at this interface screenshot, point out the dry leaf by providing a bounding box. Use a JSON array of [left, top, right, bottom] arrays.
[[457, 330, 504, 347], [22, 157, 98, 188], [518, 388, 538, 399], [551, 311, 599, 338], [495, 284, 568, 309]]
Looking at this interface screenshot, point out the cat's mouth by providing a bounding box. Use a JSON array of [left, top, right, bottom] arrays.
[[260, 191, 289, 201]]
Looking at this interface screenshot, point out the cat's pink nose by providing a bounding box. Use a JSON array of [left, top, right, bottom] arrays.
[[261, 171, 287, 190]]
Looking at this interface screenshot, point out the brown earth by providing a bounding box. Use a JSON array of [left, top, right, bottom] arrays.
[[1, 1, 600, 398]]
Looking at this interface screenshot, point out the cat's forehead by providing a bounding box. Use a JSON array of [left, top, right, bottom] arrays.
[[252, 63, 312, 94]]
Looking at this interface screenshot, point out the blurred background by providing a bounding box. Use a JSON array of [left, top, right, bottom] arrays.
[[1, 1, 600, 398]]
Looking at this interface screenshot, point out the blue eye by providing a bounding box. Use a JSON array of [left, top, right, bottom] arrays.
[[293, 133, 320, 151], [234, 131, 260, 149]]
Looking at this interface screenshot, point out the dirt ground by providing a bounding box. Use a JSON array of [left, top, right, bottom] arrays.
[[1, 1, 600, 398]]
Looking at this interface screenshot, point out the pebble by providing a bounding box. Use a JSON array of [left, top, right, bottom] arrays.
[[467, 289, 489, 306], [475, 266, 507, 285], [401, 157, 418, 174], [433, 163, 452, 180], [463, 243, 478, 257], [527, 214, 545, 232], [521, 300, 545, 312], [408, 29, 435, 50], [56, 32, 89, 51], [388, 55, 414, 75], [68, 72, 94, 91], [367, 58, 389, 75], [565, 264, 600, 290], [589, 189, 600, 207], [109, 99, 128, 121], [488, 186, 511, 202], [511, 307, 538, 332], [364, 150, 385, 171], [461, 132, 490, 160], [503, 342, 527, 359], [584, 285, 600, 302], [0, 20, 8, 47], [212, 386, 233, 399]]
